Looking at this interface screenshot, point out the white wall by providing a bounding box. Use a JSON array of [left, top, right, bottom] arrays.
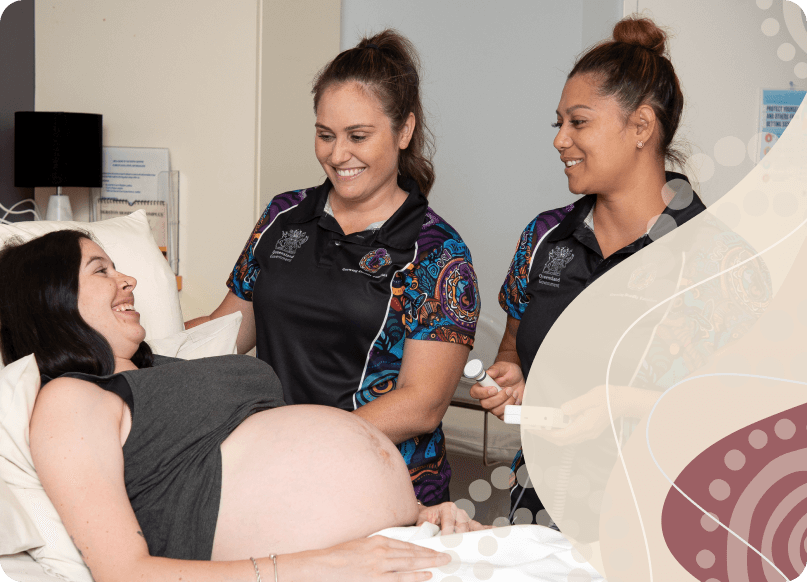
[[341, 0, 622, 347], [35, 0, 341, 320], [35, 0, 261, 319], [259, 0, 341, 211], [632, 0, 807, 205]]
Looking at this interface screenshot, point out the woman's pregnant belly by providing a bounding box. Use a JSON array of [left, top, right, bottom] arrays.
[[211, 405, 420, 560]]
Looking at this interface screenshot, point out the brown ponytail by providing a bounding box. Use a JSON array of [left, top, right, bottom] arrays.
[[312, 30, 436, 196], [570, 16, 686, 168]]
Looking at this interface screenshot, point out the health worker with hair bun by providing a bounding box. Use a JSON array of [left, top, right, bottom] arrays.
[[189, 30, 480, 507], [471, 16, 707, 525]]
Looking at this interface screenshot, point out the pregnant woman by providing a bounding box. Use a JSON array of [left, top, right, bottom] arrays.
[[0, 230, 483, 582]]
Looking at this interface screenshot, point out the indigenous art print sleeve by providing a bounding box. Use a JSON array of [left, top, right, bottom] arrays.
[[401, 211, 479, 346], [499, 205, 575, 320], [499, 217, 539, 320], [227, 190, 309, 301], [355, 208, 479, 407]]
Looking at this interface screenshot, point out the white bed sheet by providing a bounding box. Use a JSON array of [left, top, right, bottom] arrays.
[[373, 523, 604, 582], [1, 524, 604, 582]]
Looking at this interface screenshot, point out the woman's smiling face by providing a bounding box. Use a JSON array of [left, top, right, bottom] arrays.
[[314, 82, 414, 206], [77, 238, 146, 360], [552, 74, 638, 196]]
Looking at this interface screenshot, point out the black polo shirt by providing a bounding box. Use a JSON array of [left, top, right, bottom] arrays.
[[227, 176, 479, 505], [501, 173, 706, 380]]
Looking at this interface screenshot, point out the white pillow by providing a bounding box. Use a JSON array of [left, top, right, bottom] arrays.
[[0, 321, 243, 581], [0, 464, 44, 556], [0, 210, 183, 354], [0, 354, 91, 582], [147, 312, 242, 359]]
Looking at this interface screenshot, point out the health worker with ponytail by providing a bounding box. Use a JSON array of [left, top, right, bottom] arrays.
[[471, 17, 708, 525], [189, 30, 480, 506]]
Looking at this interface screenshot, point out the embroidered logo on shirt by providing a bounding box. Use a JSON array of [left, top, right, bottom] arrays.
[[270, 229, 309, 262], [539, 246, 574, 288], [359, 248, 392, 273]]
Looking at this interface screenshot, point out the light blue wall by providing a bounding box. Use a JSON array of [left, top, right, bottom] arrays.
[[341, 0, 622, 352]]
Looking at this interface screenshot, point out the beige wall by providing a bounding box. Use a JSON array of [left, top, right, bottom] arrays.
[[35, 0, 340, 320], [259, 0, 340, 210]]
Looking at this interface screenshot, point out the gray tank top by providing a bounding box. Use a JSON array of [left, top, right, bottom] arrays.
[[56, 354, 285, 559]]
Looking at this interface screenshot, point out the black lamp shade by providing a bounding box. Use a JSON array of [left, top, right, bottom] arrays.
[[14, 112, 102, 187]]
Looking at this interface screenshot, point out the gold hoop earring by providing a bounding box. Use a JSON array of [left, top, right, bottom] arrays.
[[637, 141, 644, 149]]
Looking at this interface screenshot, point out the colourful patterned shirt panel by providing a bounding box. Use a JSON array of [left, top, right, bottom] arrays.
[[498, 205, 575, 320], [355, 207, 479, 408]]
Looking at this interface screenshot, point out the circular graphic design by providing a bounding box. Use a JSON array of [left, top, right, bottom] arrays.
[[662, 403, 807, 582], [436, 257, 480, 331]]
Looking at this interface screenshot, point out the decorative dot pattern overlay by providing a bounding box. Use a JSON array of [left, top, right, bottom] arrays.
[[662, 403, 807, 582]]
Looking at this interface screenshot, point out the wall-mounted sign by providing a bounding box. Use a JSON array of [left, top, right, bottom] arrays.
[[757, 88, 806, 162]]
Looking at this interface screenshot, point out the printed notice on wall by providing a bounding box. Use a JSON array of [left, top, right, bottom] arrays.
[[757, 89, 806, 161], [99, 147, 171, 250], [102, 147, 169, 201]]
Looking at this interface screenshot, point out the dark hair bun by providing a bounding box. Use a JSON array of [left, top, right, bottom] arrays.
[[569, 15, 684, 167], [613, 16, 667, 56]]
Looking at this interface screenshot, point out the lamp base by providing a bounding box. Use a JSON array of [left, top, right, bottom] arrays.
[[45, 194, 73, 221]]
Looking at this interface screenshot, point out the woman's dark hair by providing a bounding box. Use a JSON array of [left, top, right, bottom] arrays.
[[569, 16, 685, 168], [0, 230, 153, 377], [312, 29, 436, 196]]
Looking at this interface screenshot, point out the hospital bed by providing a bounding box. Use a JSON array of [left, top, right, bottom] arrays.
[[0, 211, 603, 582]]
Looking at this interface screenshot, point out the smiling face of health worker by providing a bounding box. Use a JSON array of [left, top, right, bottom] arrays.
[[315, 81, 415, 211], [552, 74, 656, 198]]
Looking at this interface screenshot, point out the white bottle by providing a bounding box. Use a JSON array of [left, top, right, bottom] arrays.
[[463, 359, 502, 392]]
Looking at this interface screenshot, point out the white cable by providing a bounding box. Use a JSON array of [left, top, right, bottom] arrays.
[[0, 199, 43, 222], [4, 198, 42, 217]]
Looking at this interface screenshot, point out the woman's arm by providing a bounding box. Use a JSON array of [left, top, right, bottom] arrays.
[[30, 378, 448, 582], [469, 315, 524, 419], [353, 339, 469, 444], [185, 291, 257, 354], [494, 315, 521, 366]]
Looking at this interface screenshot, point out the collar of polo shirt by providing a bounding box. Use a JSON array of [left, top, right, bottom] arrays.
[[548, 172, 704, 247], [284, 176, 430, 250]]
